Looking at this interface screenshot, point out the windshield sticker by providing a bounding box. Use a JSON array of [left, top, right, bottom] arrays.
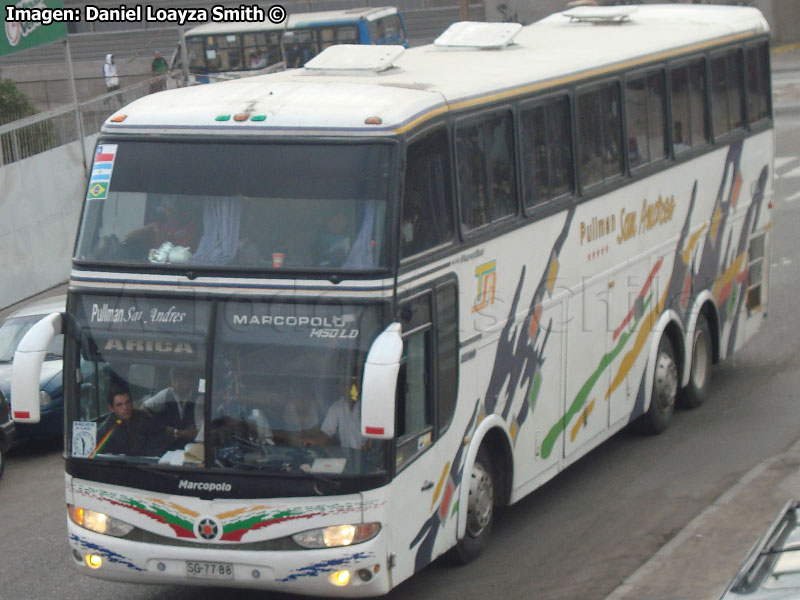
[[87, 144, 118, 200], [72, 421, 97, 458], [309, 458, 347, 474]]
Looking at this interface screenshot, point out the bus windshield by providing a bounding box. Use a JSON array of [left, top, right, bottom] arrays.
[[69, 294, 388, 477], [75, 141, 392, 271]]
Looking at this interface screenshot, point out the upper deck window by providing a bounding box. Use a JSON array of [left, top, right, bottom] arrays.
[[455, 111, 517, 231], [710, 49, 745, 138], [578, 82, 623, 187], [75, 141, 392, 272], [670, 58, 709, 153]]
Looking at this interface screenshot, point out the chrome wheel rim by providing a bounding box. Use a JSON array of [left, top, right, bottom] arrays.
[[691, 330, 710, 390], [466, 460, 493, 538], [653, 350, 678, 416]]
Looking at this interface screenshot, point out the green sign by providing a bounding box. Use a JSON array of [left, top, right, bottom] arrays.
[[2, 0, 67, 57]]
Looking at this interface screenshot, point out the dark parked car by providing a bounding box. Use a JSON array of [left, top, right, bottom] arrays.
[[0, 389, 13, 478], [721, 500, 800, 599], [0, 295, 66, 441]]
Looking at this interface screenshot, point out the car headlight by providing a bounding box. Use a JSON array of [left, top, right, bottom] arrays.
[[67, 505, 134, 537], [39, 391, 51, 407], [292, 523, 381, 549]]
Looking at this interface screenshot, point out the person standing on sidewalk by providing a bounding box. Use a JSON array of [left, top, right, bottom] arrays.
[[103, 53, 122, 108]]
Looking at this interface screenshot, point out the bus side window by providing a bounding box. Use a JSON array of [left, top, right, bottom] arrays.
[[578, 82, 623, 187], [625, 70, 666, 169], [746, 42, 771, 124], [710, 49, 745, 138], [455, 111, 516, 231], [396, 293, 434, 471], [521, 94, 573, 209], [401, 129, 454, 259]]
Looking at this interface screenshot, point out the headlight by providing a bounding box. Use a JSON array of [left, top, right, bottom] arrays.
[[39, 391, 51, 407], [68, 505, 134, 537], [292, 523, 380, 549]]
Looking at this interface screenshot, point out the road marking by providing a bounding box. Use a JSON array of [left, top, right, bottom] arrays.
[[775, 157, 797, 171], [776, 165, 800, 180], [786, 190, 800, 204]]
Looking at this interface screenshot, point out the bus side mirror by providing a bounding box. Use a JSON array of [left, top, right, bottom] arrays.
[[361, 322, 403, 440], [11, 312, 63, 423]]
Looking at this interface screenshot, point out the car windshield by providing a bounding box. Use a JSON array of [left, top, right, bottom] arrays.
[[0, 315, 63, 363], [74, 141, 392, 271], [68, 294, 388, 477]]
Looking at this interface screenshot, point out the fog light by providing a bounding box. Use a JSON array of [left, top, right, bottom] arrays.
[[329, 570, 350, 586], [85, 554, 103, 569], [358, 568, 372, 582]]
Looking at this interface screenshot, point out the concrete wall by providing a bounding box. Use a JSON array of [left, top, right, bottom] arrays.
[[0, 134, 98, 310]]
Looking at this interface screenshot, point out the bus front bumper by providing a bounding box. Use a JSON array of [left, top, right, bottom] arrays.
[[67, 522, 391, 597]]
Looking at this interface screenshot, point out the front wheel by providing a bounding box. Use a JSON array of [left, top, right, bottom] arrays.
[[639, 336, 679, 435], [449, 447, 494, 564], [679, 314, 712, 409]]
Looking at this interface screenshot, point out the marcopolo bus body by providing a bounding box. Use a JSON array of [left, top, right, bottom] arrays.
[[12, 4, 773, 596]]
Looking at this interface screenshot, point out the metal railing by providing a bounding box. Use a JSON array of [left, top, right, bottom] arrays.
[[0, 74, 167, 167]]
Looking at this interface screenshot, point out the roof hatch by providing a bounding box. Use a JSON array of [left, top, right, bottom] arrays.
[[303, 44, 405, 74], [434, 21, 523, 49], [562, 5, 637, 25]]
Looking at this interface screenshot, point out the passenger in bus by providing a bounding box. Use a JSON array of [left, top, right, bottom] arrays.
[[143, 367, 204, 450], [314, 212, 351, 267], [124, 196, 199, 258], [282, 383, 323, 447], [249, 50, 267, 69], [95, 386, 167, 457], [302, 379, 365, 450]]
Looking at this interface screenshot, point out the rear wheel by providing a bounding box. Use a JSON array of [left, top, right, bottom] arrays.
[[639, 336, 679, 435], [450, 447, 494, 564], [679, 314, 712, 409]]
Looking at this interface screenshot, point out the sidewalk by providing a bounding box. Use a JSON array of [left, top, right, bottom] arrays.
[[605, 439, 800, 600]]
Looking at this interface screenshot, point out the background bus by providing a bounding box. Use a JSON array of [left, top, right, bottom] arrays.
[[173, 7, 408, 84], [283, 7, 408, 68], [173, 19, 287, 85], [11, 4, 772, 597]]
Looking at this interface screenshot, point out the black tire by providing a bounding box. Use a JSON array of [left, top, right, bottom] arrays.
[[0, 444, 5, 480], [449, 447, 494, 564], [639, 335, 679, 435], [678, 314, 712, 409]]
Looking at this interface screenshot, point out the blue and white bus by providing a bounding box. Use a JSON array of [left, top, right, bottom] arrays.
[[282, 7, 408, 68]]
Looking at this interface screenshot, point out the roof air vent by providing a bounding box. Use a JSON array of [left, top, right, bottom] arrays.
[[434, 21, 522, 49], [562, 5, 637, 25], [304, 44, 405, 74]]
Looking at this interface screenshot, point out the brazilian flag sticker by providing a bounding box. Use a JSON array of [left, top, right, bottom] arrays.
[[88, 182, 108, 199]]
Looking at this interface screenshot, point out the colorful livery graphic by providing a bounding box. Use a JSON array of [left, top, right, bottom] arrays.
[[11, 4, 772, 596]]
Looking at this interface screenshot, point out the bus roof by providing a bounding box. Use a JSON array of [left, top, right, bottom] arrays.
[[184, 18, 286, 37], [106, 5, 768, 137], [287, 7, 399, 28]]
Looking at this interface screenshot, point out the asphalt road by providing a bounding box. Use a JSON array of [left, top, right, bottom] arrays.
[[2, 75, 800, 600]]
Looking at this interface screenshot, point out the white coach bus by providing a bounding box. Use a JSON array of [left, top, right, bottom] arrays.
[[12, 4, 772, 596]]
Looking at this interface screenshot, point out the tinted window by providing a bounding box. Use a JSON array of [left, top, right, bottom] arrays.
[[578, 83, 623, 187], [670, 59, 709, 153], [711, 49, 745, 138], [402, 130, 454, 258], [521, 95, 573, 208], [747, 43, 771, 124], [456, 112, 517, 230], [625, 70, 666, 168]]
